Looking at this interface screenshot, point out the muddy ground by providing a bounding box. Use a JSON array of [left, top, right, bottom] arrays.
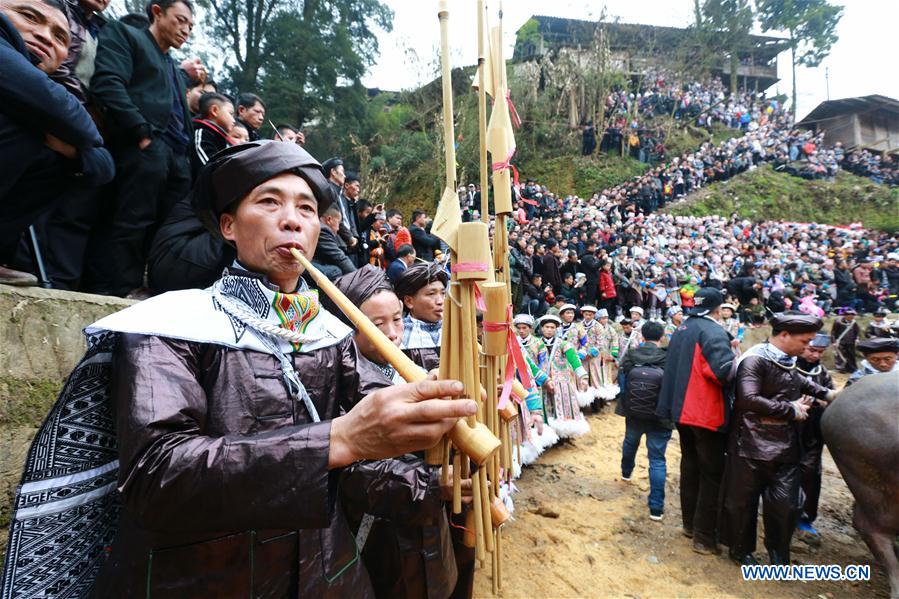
[[473, 372, 890, 598]]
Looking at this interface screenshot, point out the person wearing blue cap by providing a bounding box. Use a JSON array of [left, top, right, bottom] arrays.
[[795, 332, 835, 537]]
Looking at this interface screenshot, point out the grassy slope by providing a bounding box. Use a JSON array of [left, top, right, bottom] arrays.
[[666, 164, 899, 232]]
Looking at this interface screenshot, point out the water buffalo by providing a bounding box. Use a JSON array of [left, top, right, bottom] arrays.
[[821, 371, 899, 598]]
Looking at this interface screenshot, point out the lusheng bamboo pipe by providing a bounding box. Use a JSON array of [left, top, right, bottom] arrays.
[[291, 248, 500, 464], [477, 0, 489, 223]]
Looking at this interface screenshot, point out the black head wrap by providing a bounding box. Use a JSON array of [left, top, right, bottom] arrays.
[[191, 140, 330, 239], [321, 265, 396, 328], [858, 337, 899, 355], [769, 311, 823, 334], [394, 263, 449, 301]]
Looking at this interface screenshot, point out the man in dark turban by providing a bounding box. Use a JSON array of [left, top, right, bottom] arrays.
[[723, 312, 836, 566], [395, 262, 449, 372], [2, 140, 476, 598], [846, 337, 899, 385]]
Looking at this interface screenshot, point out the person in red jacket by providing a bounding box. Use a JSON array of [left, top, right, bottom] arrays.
[[599, 261, 617, 316], [655, 287, 736, 554]]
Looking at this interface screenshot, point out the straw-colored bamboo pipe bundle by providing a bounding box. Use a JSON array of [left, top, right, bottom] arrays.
[[291, 248, 500, 465]]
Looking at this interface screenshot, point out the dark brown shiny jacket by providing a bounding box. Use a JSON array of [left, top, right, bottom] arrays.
[[731, 354, 830, 464], [341, 456, 457, 599], [92, 332, 389, 598]]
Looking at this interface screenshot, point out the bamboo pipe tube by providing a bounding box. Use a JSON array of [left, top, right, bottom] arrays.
[[291, 249, 500, 464], [438, 0, 456, 191], [492, 529, 499, 595], [479, 465, 493, 551], [471, 459, 486, 560], [452, 451, 462, 514], [476, 0, 489, 224], [496, 526, 503, 590], [485, 356, 498, 499], [459, 282, 492, 556], [463, 507, 476, 549]]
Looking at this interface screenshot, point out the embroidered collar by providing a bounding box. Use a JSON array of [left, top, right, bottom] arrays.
[[738, 342, 796, 370], [88, 267, 350, 355]]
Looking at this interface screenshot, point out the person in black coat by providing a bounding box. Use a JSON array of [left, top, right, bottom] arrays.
[[312, 203, 356, 277], [794, 333, 834, 534], [89, 0, 194, 295], [0, 1, 113, 266], [616, 321, 674, 520], [321, 157, 358, 255], [578, 242, 601, 305], [146, 195, 234, 292], [541, 241, 563, 292], [409, 210, 441, 263]]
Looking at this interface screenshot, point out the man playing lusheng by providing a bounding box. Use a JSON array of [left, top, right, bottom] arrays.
[[1, 141, 474, 597]]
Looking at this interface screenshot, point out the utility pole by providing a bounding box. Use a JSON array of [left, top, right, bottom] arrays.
[[825, 67, 830, 101]]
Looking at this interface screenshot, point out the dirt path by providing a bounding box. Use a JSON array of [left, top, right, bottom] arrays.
[[474, 379, 890, 598]]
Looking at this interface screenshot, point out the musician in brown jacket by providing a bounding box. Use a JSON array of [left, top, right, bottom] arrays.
[[0, 141, 475, 598], [722, 313, 836, 567]]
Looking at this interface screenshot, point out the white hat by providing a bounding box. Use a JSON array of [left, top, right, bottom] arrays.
[[538, 314, 562, 327], [630, 306, 644, 316], [559, 303, 577, 314], [513, 314, 535, 328], [597, 308, 609, 318], [721, 303, 736, 311], [580, 305, 598, 313]]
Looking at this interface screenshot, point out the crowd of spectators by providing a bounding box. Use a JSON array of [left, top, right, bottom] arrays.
[[582, 72, 898, 188], [0, 0, 309, 293], [507, 203, 899, 322], [1, 0, 897, 316]]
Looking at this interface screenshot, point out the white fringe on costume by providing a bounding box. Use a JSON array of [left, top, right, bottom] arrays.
[[594, 384, 620, 400], [576, 389, 596, 408], [548, 416, 591, 438], [517, 425, 560, 466]]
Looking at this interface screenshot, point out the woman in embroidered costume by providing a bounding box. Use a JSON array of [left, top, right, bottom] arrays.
[[557, 303, 584, 348], [577, 306, 601, 398], [538, 314, 591, 438], [595, 309, 621, 399], [512, 314, 559, 465], [558, 304, 596, 409], [579, 306, 619, 405]]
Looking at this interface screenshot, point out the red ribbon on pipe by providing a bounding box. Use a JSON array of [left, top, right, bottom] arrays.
[[506, 90, 522, 128], [482, 305, 534, 410]]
